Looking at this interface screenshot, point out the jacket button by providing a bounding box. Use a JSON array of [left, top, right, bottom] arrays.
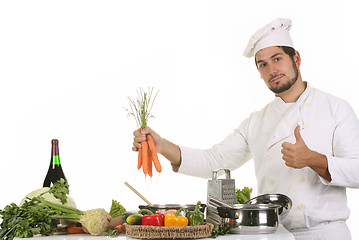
[[298, 204, 305, 210], [263, 131, 269, 136], [305, 102, 312, 107], [266, 156, 272, 162], [269, 179, 274, 185], [300, 177, 306, 182]]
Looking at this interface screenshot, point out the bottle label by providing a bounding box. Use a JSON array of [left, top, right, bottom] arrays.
[[53, 155, 61, 165]]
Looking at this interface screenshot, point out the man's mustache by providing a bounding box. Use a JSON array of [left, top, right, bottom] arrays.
[[269, 74, 285, 82]]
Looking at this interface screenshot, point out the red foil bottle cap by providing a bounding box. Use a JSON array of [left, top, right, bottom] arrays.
[[51, 139, 59, 155]]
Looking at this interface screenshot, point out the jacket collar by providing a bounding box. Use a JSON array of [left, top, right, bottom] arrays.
[[266, 82, 312, 151]]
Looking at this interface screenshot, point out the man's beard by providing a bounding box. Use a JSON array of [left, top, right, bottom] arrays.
[[268, 61, 299, 94]]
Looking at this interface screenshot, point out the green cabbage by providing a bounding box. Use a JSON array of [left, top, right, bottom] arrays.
[[20, 187, 76, 208]]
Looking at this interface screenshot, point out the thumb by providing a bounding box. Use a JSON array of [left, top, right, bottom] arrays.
[[294, 125, 303, 143], [144, 126, 161, 142]]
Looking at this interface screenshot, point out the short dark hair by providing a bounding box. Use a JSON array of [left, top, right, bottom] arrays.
[[280, 46, 296, 59]]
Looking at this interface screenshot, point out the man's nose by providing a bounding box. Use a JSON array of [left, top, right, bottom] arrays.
[[268, 63, 278, 76]]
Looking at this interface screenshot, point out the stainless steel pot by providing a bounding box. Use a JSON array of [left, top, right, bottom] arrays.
[[245, 193, 292, 220], [208, 197, 281, 234]]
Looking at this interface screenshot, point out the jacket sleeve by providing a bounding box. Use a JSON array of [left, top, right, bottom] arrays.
[[177, 118, 252, 179], [323, 100, 359, 188]]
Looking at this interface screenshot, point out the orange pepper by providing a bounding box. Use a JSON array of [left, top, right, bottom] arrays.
[[164, 208, 188, 227]]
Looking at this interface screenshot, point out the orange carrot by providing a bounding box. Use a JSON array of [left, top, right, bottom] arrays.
[[137, 147, 143, 170], [114, 224, 125, 233], [148, 149, 153, 177], [141, 140, 149, 176], [67, 226, 85, 234], [147, 134, 162, 173]]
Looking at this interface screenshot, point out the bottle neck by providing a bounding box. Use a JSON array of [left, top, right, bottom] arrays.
[[52, 155, 61, 165], [51, 139, 61, 165]]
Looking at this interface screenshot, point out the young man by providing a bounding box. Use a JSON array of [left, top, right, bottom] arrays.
[[132, 18, 359, 239]]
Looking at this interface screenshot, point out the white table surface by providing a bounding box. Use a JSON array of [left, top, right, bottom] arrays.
[[214, 225, 295, 240], [14, 224, 295, 240]]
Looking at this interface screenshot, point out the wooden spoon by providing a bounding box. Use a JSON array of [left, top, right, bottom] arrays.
[[124, 181, 154, 207]]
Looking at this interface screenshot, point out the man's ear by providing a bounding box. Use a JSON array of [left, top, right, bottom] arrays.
[[294, 51, 301, 67]]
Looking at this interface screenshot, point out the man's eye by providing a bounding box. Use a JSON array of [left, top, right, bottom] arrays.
[[259, 63, 266, 68], [274, 57, 281, 62]]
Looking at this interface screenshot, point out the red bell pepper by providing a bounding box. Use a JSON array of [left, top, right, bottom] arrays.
[[138, 209, 164, 226]]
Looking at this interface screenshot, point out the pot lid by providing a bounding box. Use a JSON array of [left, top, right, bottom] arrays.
[[244, 193, 292, 219]]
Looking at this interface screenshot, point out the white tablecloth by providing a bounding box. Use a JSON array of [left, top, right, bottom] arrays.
[[214, 225, 295, 240]]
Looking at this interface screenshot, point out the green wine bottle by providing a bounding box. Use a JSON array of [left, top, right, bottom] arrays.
[[43, 139, 67, 188]]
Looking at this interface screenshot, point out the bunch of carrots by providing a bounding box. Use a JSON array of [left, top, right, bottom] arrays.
[[127, 87, 162, 177]]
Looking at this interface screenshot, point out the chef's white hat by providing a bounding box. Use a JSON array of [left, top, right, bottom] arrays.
[[243, 18, 294, 58]]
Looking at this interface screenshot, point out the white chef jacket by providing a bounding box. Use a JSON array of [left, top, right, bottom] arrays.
[[178, 84, 359, 235]]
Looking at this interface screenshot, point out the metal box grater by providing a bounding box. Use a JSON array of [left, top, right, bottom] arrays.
[[206, 169, 236, 225]]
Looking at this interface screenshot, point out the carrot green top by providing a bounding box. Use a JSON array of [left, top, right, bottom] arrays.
[[126, 87, 159, 130]]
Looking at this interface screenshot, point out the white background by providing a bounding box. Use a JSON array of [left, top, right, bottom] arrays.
[[1, 0, 358, 238]]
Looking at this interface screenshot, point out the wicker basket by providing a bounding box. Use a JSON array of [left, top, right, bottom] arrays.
[[125, 223, 214, 239]]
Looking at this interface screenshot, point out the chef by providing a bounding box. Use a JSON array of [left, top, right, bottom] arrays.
[[132, 18, 359, 239]]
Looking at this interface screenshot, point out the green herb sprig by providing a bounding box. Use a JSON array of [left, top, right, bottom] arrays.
[[48, 178, 69, 204], [126, 87, 159, 130], [211, 223, 231, 238]]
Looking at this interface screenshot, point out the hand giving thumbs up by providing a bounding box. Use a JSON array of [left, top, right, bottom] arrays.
[[281, 126, 332, 181], [281, 125, 315, 169]]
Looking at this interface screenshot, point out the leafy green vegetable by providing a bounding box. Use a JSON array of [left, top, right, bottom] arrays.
[[40, 199, 112, 235], [0, 179, 70, 240], [20, 186, 76, 209], [19, 178, 72, 208], [0, 200, 57, 239], [1, 179, 125, 238], [109, 199, 126, 218], [48, 178, 69, 204], [236, 187, 253, 204], [211, 223, 231, 238]]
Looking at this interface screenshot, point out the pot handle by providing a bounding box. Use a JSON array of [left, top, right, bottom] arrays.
[[212, 168, 231, 180], [217, 207, 237, 219], [208, 196, 233, 209]]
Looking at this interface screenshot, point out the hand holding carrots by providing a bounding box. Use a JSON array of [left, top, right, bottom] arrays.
[[133, 127, 162, 177], [126, 87, 162, 177], [133, 127, 161, 152], [133, 126, 183, 173]]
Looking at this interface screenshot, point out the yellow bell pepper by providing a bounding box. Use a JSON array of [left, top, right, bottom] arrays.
[[164, 208, 188, 227]]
